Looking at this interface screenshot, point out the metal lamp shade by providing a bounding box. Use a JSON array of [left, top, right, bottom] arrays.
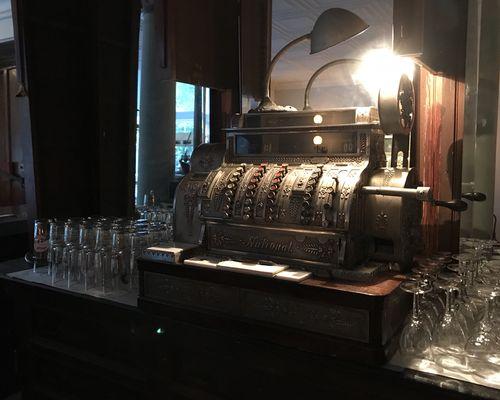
[[310, 8, 369, 54]]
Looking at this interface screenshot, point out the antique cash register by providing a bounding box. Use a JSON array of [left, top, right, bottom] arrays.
[[138, 74, 466, 363], [170, 74, 464, 280]]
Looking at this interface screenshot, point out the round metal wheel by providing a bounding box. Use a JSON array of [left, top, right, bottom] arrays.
[[378, 73, 415, 135]]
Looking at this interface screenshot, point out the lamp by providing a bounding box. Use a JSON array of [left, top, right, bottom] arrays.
[[252, 8, 368, 113], [303, 58, 361, 110]]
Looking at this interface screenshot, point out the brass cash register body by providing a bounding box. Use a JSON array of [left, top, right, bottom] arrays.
[[174, 105, 422, 280]]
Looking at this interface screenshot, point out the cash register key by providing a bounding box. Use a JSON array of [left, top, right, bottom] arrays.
[[274, 171, 284, 178], [302, 200, 311, 208], [225, 190, 234, 197], [267, 198, 276, 206], [243, 214, 251, 221], [243, 206, 251, 213], [305, 185, 314, 193], [223, 211, 231, 218], [253, 172, 263, 179], [268, 207, 275, 214], [247, 183, 256, 190], [272, 178, 282, 184], [226, 182, 235, 189], [267, 191, 276, 199], [307, 178, 317, 186], [270, 184, 279, 191], [303, 192, 312, 200], [244, 198, 253, 206], [232, 172, 242, 178], [246, 190, 255, 197], [229, 177, 239, 183], [267, 215, 273, 222]]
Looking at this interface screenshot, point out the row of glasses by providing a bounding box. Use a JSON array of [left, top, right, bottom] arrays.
[[40, 211, 175, 296], [43, 214, 173, 295], [400, 239, 500, 382]]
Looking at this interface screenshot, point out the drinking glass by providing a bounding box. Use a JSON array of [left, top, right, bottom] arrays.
[[94, 220, 114, 294], [432, 277, 471, 371], [129, 230, 148, 291], [449, 254, 478, 327], [399, 280, 433, 359], [48, 219, 65, 277], [411, 265, 442, 329], [111, 220, 133, 292], [78, 218, 97, 291], [33, 219, 49, 272], [62, 218, 82, 288], [466, 285, 500, 377]]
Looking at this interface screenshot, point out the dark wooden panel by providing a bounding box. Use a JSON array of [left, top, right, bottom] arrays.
[[394, 0, 468, 78], [416, 68, 464, 253], [1, 273, 495, 400], [0, 69, 10, 206], [159, 0, 239, 91], [14, 0, 140, 218], [240, 0, 271, 102], [0, 67, 28, 207]]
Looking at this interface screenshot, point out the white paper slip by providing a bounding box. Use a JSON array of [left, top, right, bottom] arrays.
[[274, 269, 311, 282], [217, 260, 287, 277], [143, 242, 199, 264], [184, 256, 221, 269]]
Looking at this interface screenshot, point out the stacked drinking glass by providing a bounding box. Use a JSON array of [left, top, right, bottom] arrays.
[[399, 238, 500, 380], [45, 208, 173, 294]]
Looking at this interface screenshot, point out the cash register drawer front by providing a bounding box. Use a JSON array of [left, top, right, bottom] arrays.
[[142, 271, 370, 344], [205, 222, 341, 268]]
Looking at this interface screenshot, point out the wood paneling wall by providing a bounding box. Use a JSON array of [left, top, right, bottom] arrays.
[[416, 68, 464, 253], [158, 0, 239, 91], [0, 68, 26, 207], [12, 0, 141, 218]]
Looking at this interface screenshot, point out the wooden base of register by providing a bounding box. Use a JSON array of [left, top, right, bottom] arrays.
[[138, 259, 410, 364]]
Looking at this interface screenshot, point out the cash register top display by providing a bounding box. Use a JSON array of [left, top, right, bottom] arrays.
[[172, 74, 464, 281]]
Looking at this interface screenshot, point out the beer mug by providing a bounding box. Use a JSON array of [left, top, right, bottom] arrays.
[[33, 219, 49, 272]]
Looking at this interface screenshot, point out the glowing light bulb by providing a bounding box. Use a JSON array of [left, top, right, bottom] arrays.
[[313, 135, 323, 145], [313, 114, 323, 124], [352, 48, 415, 103]]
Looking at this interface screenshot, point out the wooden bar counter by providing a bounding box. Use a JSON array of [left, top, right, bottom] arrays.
[[1, 258, 498, 400]]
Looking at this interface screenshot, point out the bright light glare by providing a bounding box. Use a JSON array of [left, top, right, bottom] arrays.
[[313, 114, 323, 124], [313, 135, 323, 145], [353, 48, 415, 103], [486, 372, 500, 385]]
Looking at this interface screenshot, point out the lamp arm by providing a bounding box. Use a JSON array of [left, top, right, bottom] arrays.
[[264, 33, 311, 99], [303, 58, 361, 110]]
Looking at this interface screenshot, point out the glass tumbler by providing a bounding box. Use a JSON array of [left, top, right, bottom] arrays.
[[78, 218, 97, 291], [48, 219, 65, 277], [62, 218, 81, 288], [33, 219, 49, 272]]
